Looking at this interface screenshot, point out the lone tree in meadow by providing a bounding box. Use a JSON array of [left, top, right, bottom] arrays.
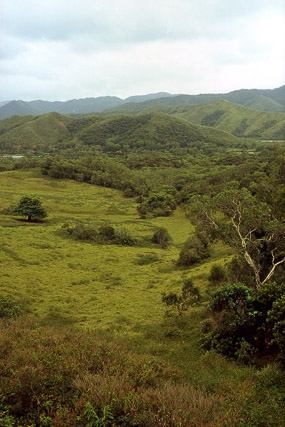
[[13, 195, 48, 222]]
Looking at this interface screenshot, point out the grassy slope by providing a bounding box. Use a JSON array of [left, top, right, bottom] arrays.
[[1, 170, 284, 426], [177, 101, 285, 138], [1, 169, 231, 331], [136, 101, 285, 139]]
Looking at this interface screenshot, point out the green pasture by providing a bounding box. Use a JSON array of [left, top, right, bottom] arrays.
[[0, 169, 233, 333]]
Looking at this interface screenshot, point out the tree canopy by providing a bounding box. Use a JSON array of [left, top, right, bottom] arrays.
[[13, 195, 48, 222], [190, 186, 285, 290]]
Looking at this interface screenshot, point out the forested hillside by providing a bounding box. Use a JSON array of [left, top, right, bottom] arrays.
[[0, 111, 240, 154]]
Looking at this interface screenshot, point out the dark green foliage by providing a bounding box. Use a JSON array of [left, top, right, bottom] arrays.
[[266, 293, 285, 364], [113, 227, 137, 246], [203, 282, 285, 364], [65, 223, 98, 241], [13, 194, 48, 222], [137, 192, 176, 218], [177, 234, 210, 266], [208, 264, 228, 286], [162, 278, 201, 316], [64, 223, 138, 246], [203, 284, 261, 359], [226, 256, 256, 288], [210, 283, 257, 314], [151, 227, 172, 248], [201, 110, 225, 126], [98, 225, 115, 240]]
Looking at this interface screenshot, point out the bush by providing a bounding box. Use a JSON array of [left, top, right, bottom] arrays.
[[177, 235, 210, 266], [208, 264, 228, 286], [203, 282, 285, 364], [114, 227, 137, 246], [98, 225, 115, 240], [137, 192, 176, 218], [65, 223, 98, 241], [151, 227, 171, 249], [266, 294, 285, 364]]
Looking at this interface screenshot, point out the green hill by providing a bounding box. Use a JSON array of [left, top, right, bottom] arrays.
[[175, 101, 285, 139], [0, 112, 73, 153], [73, 112, 238, 150], [111, 101, 285, 140], [0, 111, 239, 154]]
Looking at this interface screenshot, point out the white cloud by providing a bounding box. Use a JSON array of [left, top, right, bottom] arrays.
[[0, 0, 284, 100]]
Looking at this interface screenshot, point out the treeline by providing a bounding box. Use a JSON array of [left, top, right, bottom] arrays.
[[39, 148, 285, 213]]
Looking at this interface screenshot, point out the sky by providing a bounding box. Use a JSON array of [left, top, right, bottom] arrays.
[[0, 0, 284, 101]]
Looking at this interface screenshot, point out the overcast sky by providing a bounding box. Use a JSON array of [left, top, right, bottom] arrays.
[[0, 0, 284, 101]]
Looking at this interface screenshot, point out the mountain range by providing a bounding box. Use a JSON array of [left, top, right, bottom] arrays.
[[0, 86, 284, 120]]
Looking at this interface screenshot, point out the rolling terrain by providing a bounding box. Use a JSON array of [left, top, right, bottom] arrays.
[[0, 111, 239, 154], [139, 100, 285, 139]]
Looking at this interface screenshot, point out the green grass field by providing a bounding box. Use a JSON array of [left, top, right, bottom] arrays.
[[1, 169, 232, 332]]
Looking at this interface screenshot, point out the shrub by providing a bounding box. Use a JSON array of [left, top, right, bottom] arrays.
[[114, 227, 137, 246], [151, 227, 172, 249], [208, 264, 228, 286], [266, 294, 285, 365], [177, 235, 210, 266], [66, 223, 98, 241], [203, 282, 285, 364], [203, 284, 260, 358], [98, 225, 115, 240]]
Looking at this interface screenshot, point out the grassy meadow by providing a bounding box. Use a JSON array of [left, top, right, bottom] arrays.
[[1, 169, 284, 426], [0, 169, 220, 331]]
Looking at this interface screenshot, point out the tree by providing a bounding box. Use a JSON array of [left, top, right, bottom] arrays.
[[13, 195, 48, 222], [190, 187, 285, 290]]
